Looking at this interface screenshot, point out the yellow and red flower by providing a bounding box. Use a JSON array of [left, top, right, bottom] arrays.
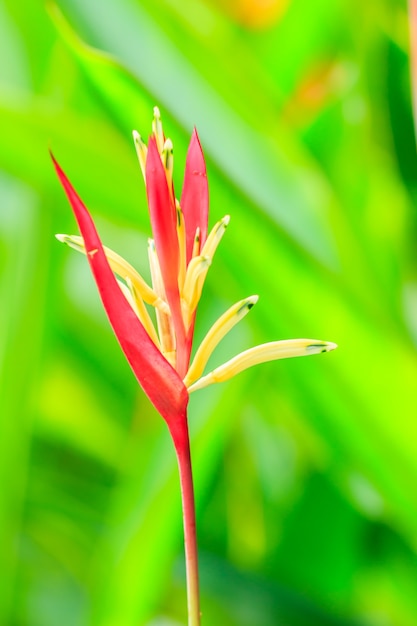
[[53, 107, 336, 438]]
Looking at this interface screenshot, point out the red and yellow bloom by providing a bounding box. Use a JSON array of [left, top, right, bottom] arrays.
[[54, 107, 335, 429]]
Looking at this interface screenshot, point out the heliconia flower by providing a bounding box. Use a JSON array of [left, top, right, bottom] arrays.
[[52, 106, 336, 626], [54, 108, 336, 421]]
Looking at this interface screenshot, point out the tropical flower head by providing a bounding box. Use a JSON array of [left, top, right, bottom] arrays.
[[53, 107, 336, 436]]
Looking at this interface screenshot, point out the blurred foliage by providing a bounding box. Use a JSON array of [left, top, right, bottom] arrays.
[[1, 0, 417, 624]]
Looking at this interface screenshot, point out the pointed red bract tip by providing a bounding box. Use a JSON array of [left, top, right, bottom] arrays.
[[180, 129, 209, 264], [51, 153, 188, 425]]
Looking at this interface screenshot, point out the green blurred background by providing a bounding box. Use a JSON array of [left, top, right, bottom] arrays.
[[1, 0, 417, 624]]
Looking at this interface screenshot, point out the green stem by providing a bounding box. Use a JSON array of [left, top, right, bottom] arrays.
[[173, 418, 201, 626]]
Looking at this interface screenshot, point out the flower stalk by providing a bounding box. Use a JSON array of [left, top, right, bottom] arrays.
[[172, 421, 200, 626]]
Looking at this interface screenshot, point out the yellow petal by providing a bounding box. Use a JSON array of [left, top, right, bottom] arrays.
[[181, 255, 211, 328], [184, 295, 258, 387], [191, 227, 201, 259], [125, 277, 161, 349], [152, 105, 165, 154], [132, 130, 147, 180], [56, 234, 169, 314], [162, 138, 174, 193], [148, 239, 176, 365], [176, 202, 187, 290], [201, 215, 230, 259], [180, 216, 229, 321], [187, 339, 337, 393]]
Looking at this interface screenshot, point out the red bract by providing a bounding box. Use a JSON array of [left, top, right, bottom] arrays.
[[145, 137, 184, 350], [181, 129, 209, 263], [51, 155, 189, 438]]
